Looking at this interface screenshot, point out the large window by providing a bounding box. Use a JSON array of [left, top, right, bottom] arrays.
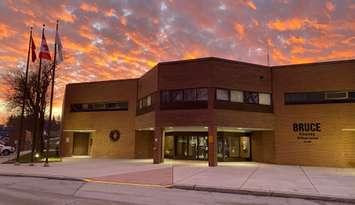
[[259, 93, 271, 105], [244, 91, 259, 104], [184, 89, 196, 101], [350, 92, 355, 99], [196, 88, 208, 101], [230, 90, 243, 103], [160, 88, 209, 105], [171, 90, 183, 102], [71, 101, 128, 112], [216, 89, 272, 106], [137, 94, 153, 110], [285, 91, 355, 104], [216, 89, 229, 101]]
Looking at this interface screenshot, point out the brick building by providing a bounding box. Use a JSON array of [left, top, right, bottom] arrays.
[[61, 57, 355, 167]]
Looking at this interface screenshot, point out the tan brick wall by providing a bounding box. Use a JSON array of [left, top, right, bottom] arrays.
[[135, 131, 153, 158], [273, 60, 355, 167], [62, 79, 138, 158], [251, 131, 275, 163]]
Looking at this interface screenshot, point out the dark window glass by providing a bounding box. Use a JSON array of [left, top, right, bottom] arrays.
[[306, 92, 324, 102], [70, 104, 82, 112], [325, 92, 348, 99], [94, 103, 105, 110], [216, 89, 229, 101], [170, 90, 183, 102], [350, 92, 355, 99], [285, 92, 325, 104], [196, 88, 208, 101], [146, 95, 152, 106], [244, 91, 259, 104], [71, 101, 128, 112], [138, 100, 143, 109], [184, 89, 196, 101], [161, 91, 170, 104], [142, 97, 147, 107]]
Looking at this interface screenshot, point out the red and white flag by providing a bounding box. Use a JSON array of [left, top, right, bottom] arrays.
[[30, 35, 36, 62], [39, 33, 51, 60]]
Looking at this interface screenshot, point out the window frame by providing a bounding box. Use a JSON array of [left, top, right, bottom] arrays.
[[216, 88, 230, 101]]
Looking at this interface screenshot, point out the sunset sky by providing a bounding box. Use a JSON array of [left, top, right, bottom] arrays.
[[0, 0, 354, 124]]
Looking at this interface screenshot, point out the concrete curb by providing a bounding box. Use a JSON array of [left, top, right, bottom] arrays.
[[0, 173, 85, 182], [172, 184, 355, 204]]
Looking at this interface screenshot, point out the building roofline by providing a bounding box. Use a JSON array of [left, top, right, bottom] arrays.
[[271, 58, 355, 69], [157, 57, 269, 68], [66, 78, 138, 87]]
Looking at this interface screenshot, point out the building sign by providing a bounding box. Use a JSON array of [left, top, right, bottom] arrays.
[[293, 122, 321, 143]]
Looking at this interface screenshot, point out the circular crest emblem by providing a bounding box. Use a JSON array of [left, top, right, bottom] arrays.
[[109, 130, 120, 142]]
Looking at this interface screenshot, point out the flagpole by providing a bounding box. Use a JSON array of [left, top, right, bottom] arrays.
[[44, 20, 59, 167], [15, 27, 33, 165], [30, 24, 45, 165]]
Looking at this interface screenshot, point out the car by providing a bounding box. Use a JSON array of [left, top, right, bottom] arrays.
[[0, 144, 15, 156]]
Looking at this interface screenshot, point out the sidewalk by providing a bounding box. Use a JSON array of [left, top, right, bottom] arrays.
[[0, 158, 354, 203]]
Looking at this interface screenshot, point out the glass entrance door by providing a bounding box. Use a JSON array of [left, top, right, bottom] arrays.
[[217, 134, 251, 161], [167, 134, 208, 160], [175, 136, 188, 159]]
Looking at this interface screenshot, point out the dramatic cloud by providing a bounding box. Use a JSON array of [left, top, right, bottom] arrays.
[[0, 0, 354, 123]]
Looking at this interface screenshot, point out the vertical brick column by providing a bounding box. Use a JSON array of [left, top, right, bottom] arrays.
[[207, 87, 217, 167], [153, 127, 163, 164], [208, 125, 218, 167]]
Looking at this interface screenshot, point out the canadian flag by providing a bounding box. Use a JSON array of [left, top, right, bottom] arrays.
[[30, 35, 36, 62], [39, 32, 51, 60]]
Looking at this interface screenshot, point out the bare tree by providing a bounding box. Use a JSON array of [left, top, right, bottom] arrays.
[[3, 61, 53, 153]]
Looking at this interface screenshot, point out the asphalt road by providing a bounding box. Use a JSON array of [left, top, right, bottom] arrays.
[[0, 176, 350, 205]]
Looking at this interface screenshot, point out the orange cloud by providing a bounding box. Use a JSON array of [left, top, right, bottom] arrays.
[[244, 0, 257, 10], [233, 23, 245, 39], [287, 36, 305, 45], [325, 1, 335, 12], [0, 23, 16, 39], [80, 2, 98, 13], [268, 18, 328, 32], [79, 25, 95, 40]]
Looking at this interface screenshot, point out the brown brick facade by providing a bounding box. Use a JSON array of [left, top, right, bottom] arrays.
[[61, 57, 355, 167]]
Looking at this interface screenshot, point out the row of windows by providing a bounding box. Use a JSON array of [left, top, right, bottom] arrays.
[[216, 88, 272, 105], [285, 91, 355, 104], [71, 101, 128, 112], [138, 95, 152, 109], [161, 88, 208, 104]]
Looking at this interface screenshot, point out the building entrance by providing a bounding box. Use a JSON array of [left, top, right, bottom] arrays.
[[217, 133, 251, 161], [164, 131, 251, 161], [164, 132, 208, 160], [72, 132, 90, 155]]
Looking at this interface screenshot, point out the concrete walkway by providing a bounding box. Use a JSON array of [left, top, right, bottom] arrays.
[[0, 158, 354, 202]]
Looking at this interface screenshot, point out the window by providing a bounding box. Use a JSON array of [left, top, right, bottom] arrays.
[[196, 88, 208, 101], [71, 101, 128, 112], [142, 97, 147, 107], [146, 95, 152, 106], [161, 91, 170, 104], [285, 92, 324, 104], [216, 89, 229, 101], [325, 91, 348, 100], [184, 89, 196, 101], [230, 90, 243, 103], [244, 91, 259, 104], [259, 93, 271, 105], [350, 92, 355, 99], [170, 90, 183, 102], [138, 100, 143, 109]]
